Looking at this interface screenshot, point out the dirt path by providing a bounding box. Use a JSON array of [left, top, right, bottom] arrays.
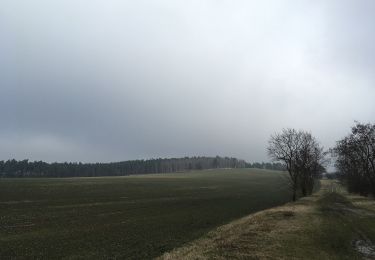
[[158, 180, 375, 260]]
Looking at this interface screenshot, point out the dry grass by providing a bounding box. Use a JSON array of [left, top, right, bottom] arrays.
[[158, 180, 375, 260], [159, 198, 317, 259]]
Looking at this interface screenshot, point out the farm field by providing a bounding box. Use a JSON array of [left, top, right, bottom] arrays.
[[0, 168, 290, 259]]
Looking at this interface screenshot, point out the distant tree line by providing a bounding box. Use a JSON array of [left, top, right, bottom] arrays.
[[246, 162, 286, 171], [333, 122, 375, 197], [0, 156, 249, 178], [267, 129, 327, 201]]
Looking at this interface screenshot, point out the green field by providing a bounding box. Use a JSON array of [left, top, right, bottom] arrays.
[[0, 169, 290, 259]]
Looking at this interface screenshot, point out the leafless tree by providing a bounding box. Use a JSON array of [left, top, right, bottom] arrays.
[[268, 129, 303, 201], [268, 129, 326, 201], [333, 122, 375, 196], [296, 133, 327, 196]]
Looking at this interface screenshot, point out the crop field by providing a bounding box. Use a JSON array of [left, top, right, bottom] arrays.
[[0, 168, 290, 259]]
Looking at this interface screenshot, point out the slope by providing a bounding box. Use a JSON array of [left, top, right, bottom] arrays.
[[159, 180, 375, 260]]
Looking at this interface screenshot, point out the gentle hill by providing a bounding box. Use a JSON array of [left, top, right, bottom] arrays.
[[159, 180, 375, 260], [0, 157, 286, 178], [0, 157, 247, 177]]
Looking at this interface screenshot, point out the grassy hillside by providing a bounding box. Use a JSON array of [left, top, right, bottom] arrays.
[[160, 180, 375, 259], [0, 168, 290, 259]]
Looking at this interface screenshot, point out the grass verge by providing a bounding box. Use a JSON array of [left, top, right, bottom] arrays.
[[159, 180, 375, 259]]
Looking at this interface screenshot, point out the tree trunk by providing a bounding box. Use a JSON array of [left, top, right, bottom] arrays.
[[292, 182, 297, 201]]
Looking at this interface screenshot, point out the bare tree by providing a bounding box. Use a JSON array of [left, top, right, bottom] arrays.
[[268, 129, 326, 201], [333, 122, 375, 196], [268, 129, 303, 201], [296, 132, 327, 196]]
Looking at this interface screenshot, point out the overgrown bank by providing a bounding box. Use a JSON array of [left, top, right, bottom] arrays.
[[159, 180, 375, 260]]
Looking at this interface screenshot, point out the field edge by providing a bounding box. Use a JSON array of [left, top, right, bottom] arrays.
[[158, 180, 375, 260]]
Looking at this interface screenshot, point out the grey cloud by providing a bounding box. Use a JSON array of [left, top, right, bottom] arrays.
[[0, 0, 374, 162]]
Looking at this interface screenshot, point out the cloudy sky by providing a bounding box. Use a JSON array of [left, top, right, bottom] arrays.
[[1, 1, 374, 163]]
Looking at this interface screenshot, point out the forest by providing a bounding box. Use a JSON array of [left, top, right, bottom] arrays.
[[0, 156, 285, 178]]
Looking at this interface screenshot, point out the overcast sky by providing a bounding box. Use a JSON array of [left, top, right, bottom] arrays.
[[1, 1, 374, 163]]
